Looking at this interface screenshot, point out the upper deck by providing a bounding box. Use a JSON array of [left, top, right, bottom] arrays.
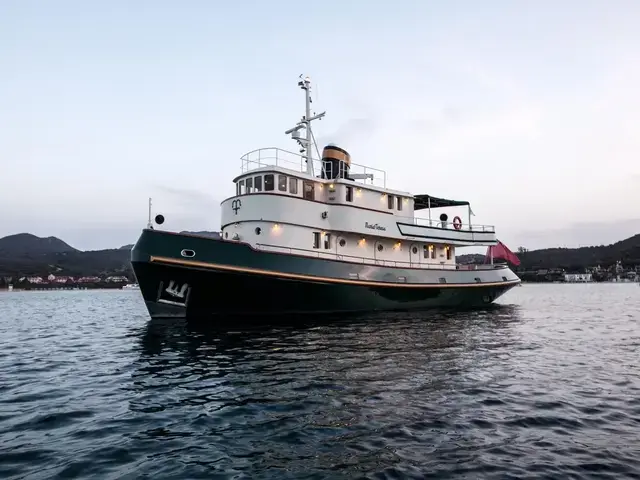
[[240, 147, 388, 189]]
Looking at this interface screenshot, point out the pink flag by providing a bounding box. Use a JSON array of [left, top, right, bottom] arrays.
[[485, 240, 521, 266]]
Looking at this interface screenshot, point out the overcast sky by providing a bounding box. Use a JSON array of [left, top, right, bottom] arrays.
[[2, 0, 640, 251]]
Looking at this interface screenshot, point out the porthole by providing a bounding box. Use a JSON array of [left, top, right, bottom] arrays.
[[377, 244, 384, 252], [181, 249, 196, 258], [339, 239, 346, 247], [412, 246, 418, 254], [255, 227, 262, 235]]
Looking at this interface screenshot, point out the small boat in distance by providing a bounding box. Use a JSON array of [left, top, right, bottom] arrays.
[[122, 283, 140, 290], [131, 75, 521, 319]]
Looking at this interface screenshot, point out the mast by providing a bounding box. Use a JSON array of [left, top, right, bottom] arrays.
[[285, 75, 325, 176]]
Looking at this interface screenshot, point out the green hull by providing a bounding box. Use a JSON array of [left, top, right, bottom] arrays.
[[131, 229, 520, 318]]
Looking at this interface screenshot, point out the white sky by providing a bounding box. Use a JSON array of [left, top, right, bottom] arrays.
[[2, 0, 639, 250]]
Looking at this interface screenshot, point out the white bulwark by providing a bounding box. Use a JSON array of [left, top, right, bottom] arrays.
[[220, 75, 499, 271]]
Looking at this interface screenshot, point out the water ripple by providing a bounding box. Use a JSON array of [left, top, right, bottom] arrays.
[[1, 285, 639, 479]]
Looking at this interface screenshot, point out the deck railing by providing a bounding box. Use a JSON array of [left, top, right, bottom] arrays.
[[240, 147, 388, 188], [255, 242, 505, 270], [396, 215, 496, 233]]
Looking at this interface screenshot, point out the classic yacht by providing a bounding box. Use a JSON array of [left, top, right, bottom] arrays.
[[131, 75, 521, 318]]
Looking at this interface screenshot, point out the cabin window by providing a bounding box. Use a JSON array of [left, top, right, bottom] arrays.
[[339, 238, 346, 247], [278, 175, 287, 192], [237, 180, 245, 195], [246, 177, 253, 193], [397, 196, 402, 211], [264, 174, 275, 191], [254, 176, 262, 192], [313, 232, 320, 249], [446, 246, 452, 260], [388, 195, 394, 209], [324, 233, 331, 249], [303, 181, 315, 200], [429, 245, 436, 259], [346, 186, 353, 202], [289, 177, 298, 195]]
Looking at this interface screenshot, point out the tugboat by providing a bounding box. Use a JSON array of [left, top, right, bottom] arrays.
[[131, 75, 521, 318]]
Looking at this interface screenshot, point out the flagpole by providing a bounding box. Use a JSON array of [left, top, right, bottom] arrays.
[[467, 205, 471, 230]]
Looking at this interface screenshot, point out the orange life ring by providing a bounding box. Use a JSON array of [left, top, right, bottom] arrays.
[[453, 216, 462, 230]]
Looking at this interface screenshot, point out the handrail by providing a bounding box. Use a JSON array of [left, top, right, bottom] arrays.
[[255, 242, 505, 270], [396, 215, 496, 233], [239, 147, 388, 188]]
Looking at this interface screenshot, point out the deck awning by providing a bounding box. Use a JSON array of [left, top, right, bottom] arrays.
[[413, 194, 470, 210]]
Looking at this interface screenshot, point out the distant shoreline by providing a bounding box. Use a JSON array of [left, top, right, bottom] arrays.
[[0, 284, 130, 292]]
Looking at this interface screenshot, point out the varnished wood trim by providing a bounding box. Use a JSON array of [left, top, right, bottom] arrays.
[[322, 145, 351, 165], [220, 192, 394, 215], [149, 256, 520, 288]]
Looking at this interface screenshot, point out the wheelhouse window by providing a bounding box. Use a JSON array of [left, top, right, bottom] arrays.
[[303, 181, 315, 200], [445, 246, 452, 260], [324, 233, 331, 249], [254, 176, 262, 192], [388, 195, 394, 209], [245, 177, 253, 193], [237, 180, 245, 195], [346, 186, 353, 202], [289, 177, 298, 195], [264, 174, 275, 191], [278, 174, 287, 192], [397, 196, 402, 211], [313, 232, 320, 249]]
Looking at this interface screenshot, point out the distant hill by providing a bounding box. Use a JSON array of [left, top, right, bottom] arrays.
[[456, 235, 640, 271], [456, 253, 485, 264], [0, 233, 77, 256], [516, 234, 640, 270], [0, 234, 130, 278]]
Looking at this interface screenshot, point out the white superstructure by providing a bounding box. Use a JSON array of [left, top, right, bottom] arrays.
[[220, 75, 498, 271]]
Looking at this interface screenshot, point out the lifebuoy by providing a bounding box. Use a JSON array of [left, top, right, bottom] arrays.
[[453, 216, 462, 230]]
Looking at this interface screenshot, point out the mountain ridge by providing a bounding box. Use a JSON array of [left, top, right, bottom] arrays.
[[0, 231, 638, 280]]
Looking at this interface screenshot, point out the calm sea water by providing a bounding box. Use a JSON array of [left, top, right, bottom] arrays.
[[0, 285, 639, 479]]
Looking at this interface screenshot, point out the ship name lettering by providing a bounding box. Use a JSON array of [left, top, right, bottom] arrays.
[[364, 222, 386, 231]]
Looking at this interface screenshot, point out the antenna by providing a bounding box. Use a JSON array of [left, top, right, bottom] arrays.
[[284, 75, 326, 176], [147, 197, 152, 229]]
